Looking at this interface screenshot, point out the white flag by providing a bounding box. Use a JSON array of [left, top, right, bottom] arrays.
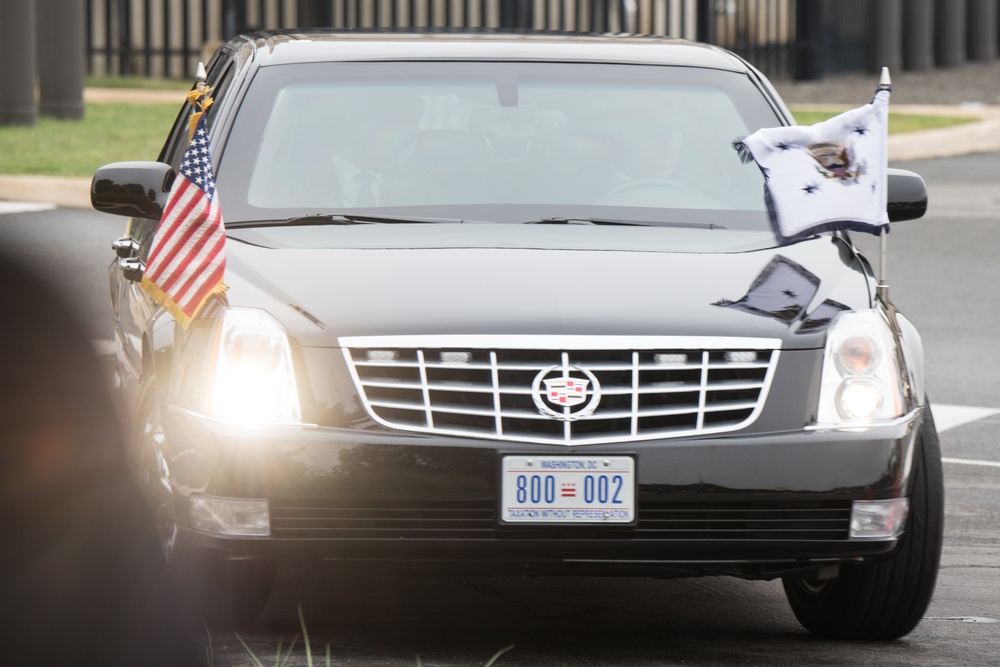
[[736, 88, 889, 243]]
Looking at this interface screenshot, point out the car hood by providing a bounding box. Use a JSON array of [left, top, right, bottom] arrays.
[[222, 224, 873, 350]]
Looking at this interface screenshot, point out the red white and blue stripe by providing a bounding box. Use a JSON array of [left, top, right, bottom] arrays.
[[142, 113, 226, 328]]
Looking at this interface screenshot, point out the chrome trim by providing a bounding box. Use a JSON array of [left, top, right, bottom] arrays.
[[340, 335, 782, 446], [340, 334, 782, 351], [806, 407, 922, 433], [530, 360, 603, 422]]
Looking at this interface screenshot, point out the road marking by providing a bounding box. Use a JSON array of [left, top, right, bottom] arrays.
[[933, 404, 1000, 469], [0, 201, 56, 214], [942, 457, 1000, 468], [932, 404, 1000, 433]]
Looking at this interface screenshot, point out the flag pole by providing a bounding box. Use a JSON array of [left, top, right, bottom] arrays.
[[195, 61, 207, 91], [876, 66, 891, 303]]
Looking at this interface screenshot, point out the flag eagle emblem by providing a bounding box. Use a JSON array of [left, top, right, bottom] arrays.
[[734, 86, 890, 244]]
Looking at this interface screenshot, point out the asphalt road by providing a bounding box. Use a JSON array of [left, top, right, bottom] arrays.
[[1, 153, 999, 665]]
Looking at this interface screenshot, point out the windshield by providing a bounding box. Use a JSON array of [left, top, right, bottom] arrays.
[[217, 61, 783, 231]]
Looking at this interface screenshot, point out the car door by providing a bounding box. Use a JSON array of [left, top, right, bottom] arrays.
[[109, 56, 237, 412]]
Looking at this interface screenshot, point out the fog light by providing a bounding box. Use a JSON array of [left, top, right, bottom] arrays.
[[190, 495, 270, 536], [850, 498, 908, 540]]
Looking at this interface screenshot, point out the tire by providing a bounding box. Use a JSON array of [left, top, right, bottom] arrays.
[[171, 553, 276, 630], [782, 402, 944, 640], [133, 376, 276, 629]]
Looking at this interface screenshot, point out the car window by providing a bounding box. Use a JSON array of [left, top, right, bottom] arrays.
[[161, 63, 236, 167], [219, 61, 783, 230]]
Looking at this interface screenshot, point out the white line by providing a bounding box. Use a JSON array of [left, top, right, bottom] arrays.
[[942, 457, 1000, 468], [0, 201, 56, 214], [932, 406, 1000, 468], [933, 404, 1000, 433]]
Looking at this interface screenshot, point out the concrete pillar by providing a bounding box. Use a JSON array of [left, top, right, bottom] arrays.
[[590, 0, 609, 33], [0, 0, 37, 126], [37, 0, 85, 120], [935, 0, 967, 67], [500, 0, 533, 29], [871, 0, 903, 74], [795, 0, 827, 81], [903, 0, 935, 71], [967, 0, 998, 60]]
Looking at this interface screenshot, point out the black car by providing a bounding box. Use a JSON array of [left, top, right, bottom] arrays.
[[93, 30, 941, 638]]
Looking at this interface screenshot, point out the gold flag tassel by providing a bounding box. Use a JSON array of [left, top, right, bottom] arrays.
[[187, 84, 214, 142]]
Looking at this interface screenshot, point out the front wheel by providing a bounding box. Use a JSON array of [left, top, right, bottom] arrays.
[[171, 553, 276, 630], [133, 376, 276, 629], [782, 403, 944, 639]]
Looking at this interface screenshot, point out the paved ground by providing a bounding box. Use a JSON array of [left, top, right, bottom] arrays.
[[773, 60, 1000, 106]]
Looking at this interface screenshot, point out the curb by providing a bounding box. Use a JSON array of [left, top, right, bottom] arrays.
[[0, 175, 93, 210], [887, 105, 1000, 162], [2, 104, 999, 210]]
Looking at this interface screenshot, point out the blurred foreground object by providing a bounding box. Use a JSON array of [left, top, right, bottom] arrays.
[[0, 252, 199, 666]]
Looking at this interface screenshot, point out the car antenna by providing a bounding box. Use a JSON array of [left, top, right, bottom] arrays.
[[876, 66, 891, 304]]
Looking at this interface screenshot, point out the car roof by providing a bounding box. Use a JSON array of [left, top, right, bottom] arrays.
[[236, 29, 752, 73]]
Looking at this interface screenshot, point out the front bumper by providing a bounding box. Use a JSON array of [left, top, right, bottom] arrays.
[[155, 405, 923, 578]]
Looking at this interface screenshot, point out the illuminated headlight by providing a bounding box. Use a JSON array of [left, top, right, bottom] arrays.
[[816, 310, 904, 426], [208, 308, 301, 425], [190, 495, 270, 536], [850, 499, 908, 540]]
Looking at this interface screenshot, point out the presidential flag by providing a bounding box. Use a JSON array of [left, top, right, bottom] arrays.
[[141, 91, 227, 329], [735, 84, 890, 244]]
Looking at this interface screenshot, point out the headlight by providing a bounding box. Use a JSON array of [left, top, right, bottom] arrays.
[[816, 310, 904, 426], [207, 308, 301, 425]]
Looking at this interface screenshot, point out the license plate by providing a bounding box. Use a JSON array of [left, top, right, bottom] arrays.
[[500, 456, 635, 524]]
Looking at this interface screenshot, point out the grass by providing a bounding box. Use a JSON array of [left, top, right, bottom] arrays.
[[0, 102, 179, 177], [212, 604, 516, 667], [791, 108, 975, 134], [0, 97, 978, 179], [85, 75, 190, 91]]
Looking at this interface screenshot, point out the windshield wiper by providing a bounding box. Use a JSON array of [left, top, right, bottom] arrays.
[[228, 213, 465, 229], [520, 217, 726, 229]]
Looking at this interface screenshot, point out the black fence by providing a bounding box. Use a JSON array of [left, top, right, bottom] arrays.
[[85, 0, 999, 83], [85, 0, 790, 79]]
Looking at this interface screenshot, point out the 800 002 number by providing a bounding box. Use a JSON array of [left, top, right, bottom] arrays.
[[502, 456, 635, 523], [514, 473, 626, 505]]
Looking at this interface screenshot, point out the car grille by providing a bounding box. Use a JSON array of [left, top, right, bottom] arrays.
[[269, 499, 851, 541], [340, 335, 781, 445]]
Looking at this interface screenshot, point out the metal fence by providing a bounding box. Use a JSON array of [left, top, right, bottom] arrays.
[[85, 0, 805, 81], [698, 0, 797, 80]]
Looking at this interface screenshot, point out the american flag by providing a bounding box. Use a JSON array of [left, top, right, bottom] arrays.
[[141, 109, 227, 329]]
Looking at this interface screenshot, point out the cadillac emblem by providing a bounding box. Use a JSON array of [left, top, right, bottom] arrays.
[[531, 365, 602, 421]]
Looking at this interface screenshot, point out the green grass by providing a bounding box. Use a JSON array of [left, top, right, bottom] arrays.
[[86, 75, 191, 91], [0, 103, 179, 177], [791, 108, 974, 134]]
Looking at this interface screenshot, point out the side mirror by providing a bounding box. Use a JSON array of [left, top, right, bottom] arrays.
[[887, 168, 927, 222], [91, 161, 175, 220]]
